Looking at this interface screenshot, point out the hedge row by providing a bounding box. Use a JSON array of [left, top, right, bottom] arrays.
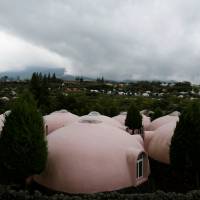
[[1, 186, 200, 200]]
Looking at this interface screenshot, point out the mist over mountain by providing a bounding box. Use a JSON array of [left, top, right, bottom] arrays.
[[0, 66, 65, 79], [0, 67, 95, 81]]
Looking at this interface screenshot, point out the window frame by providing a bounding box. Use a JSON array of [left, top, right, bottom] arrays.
[[136, 153, 144, 179]]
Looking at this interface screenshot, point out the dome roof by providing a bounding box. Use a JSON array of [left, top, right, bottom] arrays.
[[145, 121, 177, 164], [80, 112, 125, 130], [34, 121, 149, 193], [148, 115, 179, 131], [88, 111, 101, 116], [44, 110, 79, 134], [168, 111, 181, 117], [79, 116, 102, 124], [142, 114, 151, 131], [112, 113, 151, 131]]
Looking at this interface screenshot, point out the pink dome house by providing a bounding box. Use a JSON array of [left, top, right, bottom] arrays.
[[43, 110, 79, 135], [34, 117, 150, 194], [112, 112, 151, 131], [148, 114, 179, 131], [144, 113, 179, 164]]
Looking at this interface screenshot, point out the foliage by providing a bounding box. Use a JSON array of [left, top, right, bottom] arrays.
[[125, 102, 142, 131], [170, 102, 200, 188], [151, 107, 163, 120], [0, 91, 47, 184], [1, 184, 200, 200]]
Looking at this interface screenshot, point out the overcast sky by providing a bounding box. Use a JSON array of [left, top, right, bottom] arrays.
[[0, 0, 200, 82]]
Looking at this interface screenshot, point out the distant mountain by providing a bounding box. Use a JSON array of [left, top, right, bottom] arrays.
[[0, 67, 65, 80], [0, 66, 95, 81]]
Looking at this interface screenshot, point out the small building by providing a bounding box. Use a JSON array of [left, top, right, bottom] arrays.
[[34, 117, 149, 193]]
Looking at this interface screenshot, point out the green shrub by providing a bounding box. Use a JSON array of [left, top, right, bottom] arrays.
[[0, 91, 47, 184]]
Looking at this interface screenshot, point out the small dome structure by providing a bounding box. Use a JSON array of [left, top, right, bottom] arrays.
[[34, 121, 149, 194], [43, 110, 79, 135], [112, 113, 151, 131], [88, 111, 101, 116], [80, 112, 125, 130], [79, 116, 102, 124], [148, 115, 179, 131], [145, 120, 177, 164]]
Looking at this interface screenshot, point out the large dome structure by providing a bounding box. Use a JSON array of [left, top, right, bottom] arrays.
[[34, 119, 149, 194], [43, 110, 79, 134], [144, 120, 177, 164]]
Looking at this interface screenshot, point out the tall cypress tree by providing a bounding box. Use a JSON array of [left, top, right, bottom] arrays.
[[0, 91, 47, 184], [125, 102, 142, 135], [170, 102, 200, 188]]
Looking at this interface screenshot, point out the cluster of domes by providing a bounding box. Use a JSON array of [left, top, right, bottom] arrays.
[[0, 109, 180, 193], [34, 110, 149, 193]]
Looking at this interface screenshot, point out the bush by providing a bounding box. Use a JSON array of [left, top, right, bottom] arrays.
[[0, 91, 48, 184]]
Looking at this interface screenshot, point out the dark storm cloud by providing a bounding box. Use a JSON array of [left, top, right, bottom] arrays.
[[0, 0, 200, 82]]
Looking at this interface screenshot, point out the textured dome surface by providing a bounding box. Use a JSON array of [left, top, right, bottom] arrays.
[[145, 120, 177, 164], [148, 115, 179, 131], [112, 113, 151, 131], [34, 121, 149, 193], [44, 110, 79, 134], [81, 112, 126, 130]]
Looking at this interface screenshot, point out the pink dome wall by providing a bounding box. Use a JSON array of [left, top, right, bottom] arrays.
[[145, 120, 177, 164], [81, 112, 125, 130], [44, 110, 79, 134], [34, 121, 149, 194], [112, 113, 151, 131], [148, 115, 179, 131]]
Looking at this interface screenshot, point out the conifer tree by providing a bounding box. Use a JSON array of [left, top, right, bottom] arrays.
[[125, 102, 142, 134], [0, 91, 47, 184], [170, 102, 200, 188]]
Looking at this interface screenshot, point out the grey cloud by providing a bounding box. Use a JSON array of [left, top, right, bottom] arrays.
[[0, 0, 200, 82]]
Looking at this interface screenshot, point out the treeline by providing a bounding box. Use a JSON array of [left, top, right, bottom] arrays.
[[125, 81, 192, 93]]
